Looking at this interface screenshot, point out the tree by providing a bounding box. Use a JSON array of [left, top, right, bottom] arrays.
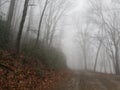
[[6, 0, 15, 29], [75, 21, 92, 70], [44, 0, 68, 46], [16, 0, 29, 53], [93, 34, 103, 71], [35, 0, 49, 46], [0, 0, 9, 7], [23, 0, 35, 44], [88, 0, 120, 74]]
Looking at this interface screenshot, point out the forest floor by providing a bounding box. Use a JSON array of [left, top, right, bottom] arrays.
[[0, 50, 120, 90]]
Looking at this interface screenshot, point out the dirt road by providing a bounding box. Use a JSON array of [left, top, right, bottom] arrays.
[[51, 71, 120, 90]]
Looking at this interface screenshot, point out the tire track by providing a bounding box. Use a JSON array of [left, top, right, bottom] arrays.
[[51, 71, 120, 90], [98, 77, 118, 90]]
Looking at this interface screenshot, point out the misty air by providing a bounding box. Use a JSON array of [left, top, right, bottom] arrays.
[[0, 0, 120, 90]]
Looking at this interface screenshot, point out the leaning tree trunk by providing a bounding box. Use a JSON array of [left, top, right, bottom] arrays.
[[35, 0, 48, 46], [94, 42, 102, 71], [115, 45, 120, 75], [16, 0, 29, 53]]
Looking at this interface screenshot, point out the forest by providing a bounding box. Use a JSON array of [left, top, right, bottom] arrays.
[[1, 0, 120, 90]]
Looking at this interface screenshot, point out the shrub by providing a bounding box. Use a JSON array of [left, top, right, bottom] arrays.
[[0, 20, 12, 49], [22, 42, 67, 70]]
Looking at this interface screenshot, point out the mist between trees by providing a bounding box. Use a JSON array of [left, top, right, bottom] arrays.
[[1, 0, 120, 75], [73, 0, 120, 75], [0, 0, 72, 70]]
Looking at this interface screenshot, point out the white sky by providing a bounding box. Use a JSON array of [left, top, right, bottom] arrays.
[[67, 0, 88, 15]]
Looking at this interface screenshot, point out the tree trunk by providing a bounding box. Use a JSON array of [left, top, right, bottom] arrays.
[[83, 45, 87, 70], [16, 0, 29, 53], [115, 45, 120, 74], [94, 42, 102, 71], [7, 0, 15, 29], [35, 0, 48, 46]]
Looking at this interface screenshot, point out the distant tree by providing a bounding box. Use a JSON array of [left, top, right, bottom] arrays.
[[0, 0, 9, 7], [89, 0, 120, 74], [93, 34, 103, 71], [44, 0, 67, 46], [6, 0, 15, 29], [75, 21, 92, 70], [35, 0, 49, 46]]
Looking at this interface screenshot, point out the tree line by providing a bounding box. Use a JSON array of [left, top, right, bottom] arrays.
[[75, 0, 120, 75], [0, 0, 70, 70]]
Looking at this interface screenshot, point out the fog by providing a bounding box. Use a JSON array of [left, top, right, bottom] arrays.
[[1, 0, 120, 74], [2, 0, 120, 89], [62, 0, 88, 70]]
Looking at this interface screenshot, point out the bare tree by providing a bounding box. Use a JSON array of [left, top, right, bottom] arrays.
[[16, 0, 29, 53], [94, 40, 102, 71], [24, 0, 35, 44], [6, 0, 15, 29], [75, 21, 93, 70], [44, 0, 67, 46], [0, 0, 9, 7], [35, 0, 49, 46], [88, 0, 120, 74]]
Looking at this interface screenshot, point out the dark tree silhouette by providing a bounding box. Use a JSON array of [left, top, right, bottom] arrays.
[[16, 0, 29, 53]]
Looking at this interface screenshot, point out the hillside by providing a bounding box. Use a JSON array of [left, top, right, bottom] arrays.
[[1, 50, 120, 90], [0, 50, 71, 90]]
